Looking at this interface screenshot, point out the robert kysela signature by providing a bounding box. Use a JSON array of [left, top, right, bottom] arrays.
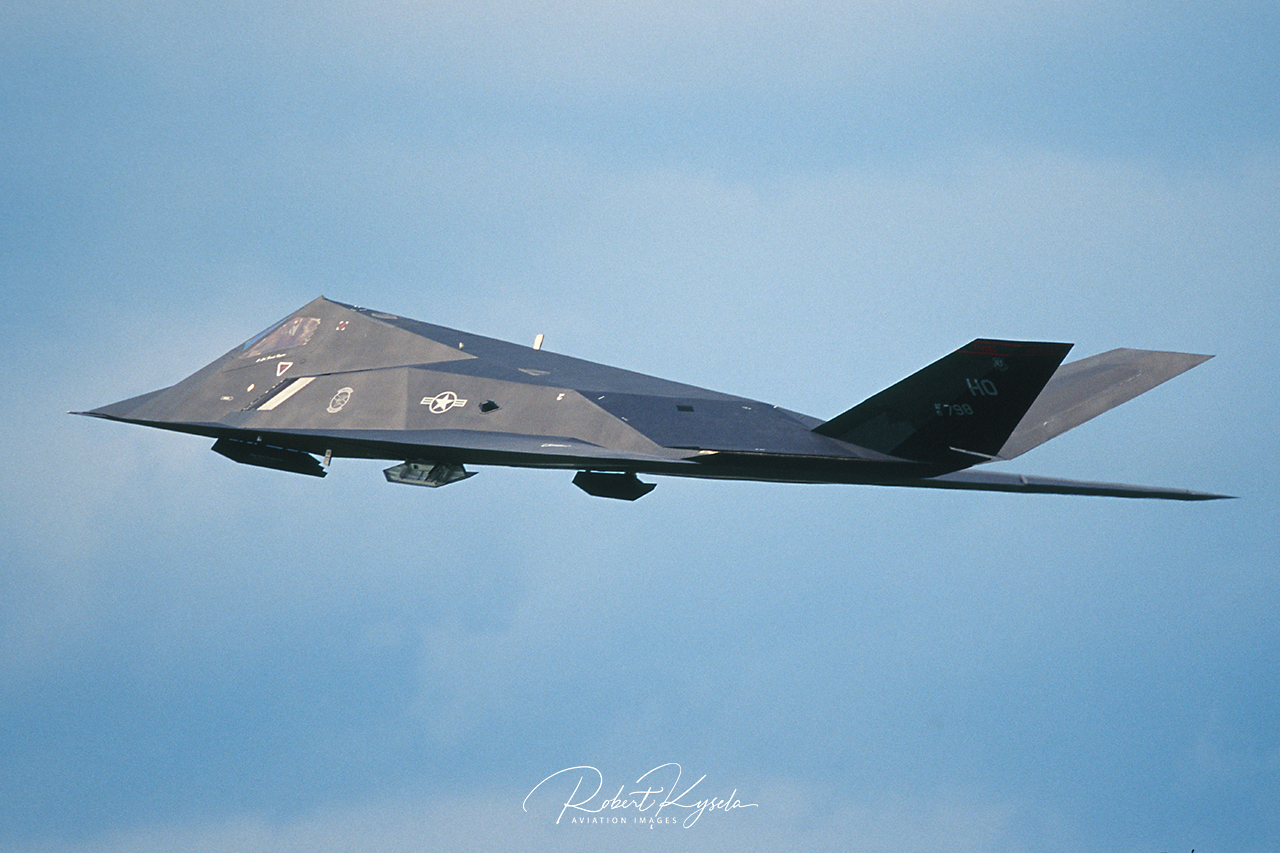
[[523, 763, 758, 828]]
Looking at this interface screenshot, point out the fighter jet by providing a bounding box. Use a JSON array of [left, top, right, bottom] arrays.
[[77, 297, 1228, 501]]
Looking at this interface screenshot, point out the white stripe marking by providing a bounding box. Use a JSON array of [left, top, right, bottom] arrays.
[[259, 376, 315, 410]]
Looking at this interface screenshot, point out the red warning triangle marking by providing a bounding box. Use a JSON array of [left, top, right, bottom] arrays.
[[277, 361, 293, 377]]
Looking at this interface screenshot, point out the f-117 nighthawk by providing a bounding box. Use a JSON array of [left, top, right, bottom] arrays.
[[78, 297, 1228, 501]]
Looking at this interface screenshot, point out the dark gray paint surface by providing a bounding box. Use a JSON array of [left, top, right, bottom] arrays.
[[79, 297, 1228, 500]]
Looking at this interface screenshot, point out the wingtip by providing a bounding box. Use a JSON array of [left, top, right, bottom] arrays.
[[1167, 486, 1235, 501]]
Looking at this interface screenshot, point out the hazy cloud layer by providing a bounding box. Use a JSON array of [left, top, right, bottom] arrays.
[[2, 2, 1276, 851]]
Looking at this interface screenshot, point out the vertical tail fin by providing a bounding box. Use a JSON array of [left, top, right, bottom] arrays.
[[996, 348, 1214, 460], [813, 339, 1072, 468]]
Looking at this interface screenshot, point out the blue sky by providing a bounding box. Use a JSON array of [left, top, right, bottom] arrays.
[[2, 2, 1278, 851]]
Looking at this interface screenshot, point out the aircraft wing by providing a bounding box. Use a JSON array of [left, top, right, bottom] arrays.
[[894, 469, 1230, 501]]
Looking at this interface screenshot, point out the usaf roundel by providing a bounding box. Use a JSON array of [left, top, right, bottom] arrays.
[[421, 391, 468, 414]]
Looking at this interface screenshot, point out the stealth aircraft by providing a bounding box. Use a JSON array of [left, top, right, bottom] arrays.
[[78, 297, 1228, 501]]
